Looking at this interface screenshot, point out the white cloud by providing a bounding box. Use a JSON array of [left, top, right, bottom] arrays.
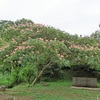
[[0, 0, 9, 8]]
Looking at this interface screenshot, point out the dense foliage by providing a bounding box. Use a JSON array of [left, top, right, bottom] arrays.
[[0, 18, 100, 86]]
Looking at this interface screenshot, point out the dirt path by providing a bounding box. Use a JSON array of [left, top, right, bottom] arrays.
[[0, 94, 34, 100]]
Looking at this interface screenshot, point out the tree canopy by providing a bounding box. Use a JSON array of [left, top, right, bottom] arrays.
[[0, 18, 100, 86]]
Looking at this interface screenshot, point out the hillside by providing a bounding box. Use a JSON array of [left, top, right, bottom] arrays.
[[0, 18, 100, 86]]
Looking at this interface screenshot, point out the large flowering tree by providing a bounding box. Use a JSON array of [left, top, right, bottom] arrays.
[[0, 19, 100, 86]]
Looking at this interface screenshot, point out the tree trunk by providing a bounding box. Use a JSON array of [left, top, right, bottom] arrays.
[[32, 75, 38, 85], [32, 62, 52, 85]]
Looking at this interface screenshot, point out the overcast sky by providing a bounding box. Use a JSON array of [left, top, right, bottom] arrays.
[[0, 0, 100, 36]]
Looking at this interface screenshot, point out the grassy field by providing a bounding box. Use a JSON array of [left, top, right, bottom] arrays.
[[0, 81, 100, 100]]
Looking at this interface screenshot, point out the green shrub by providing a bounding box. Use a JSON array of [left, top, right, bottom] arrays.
[[18, 65, 36, 83]]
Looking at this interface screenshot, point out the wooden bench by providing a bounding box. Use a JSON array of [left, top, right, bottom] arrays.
[[73, 77, 97, 87]]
